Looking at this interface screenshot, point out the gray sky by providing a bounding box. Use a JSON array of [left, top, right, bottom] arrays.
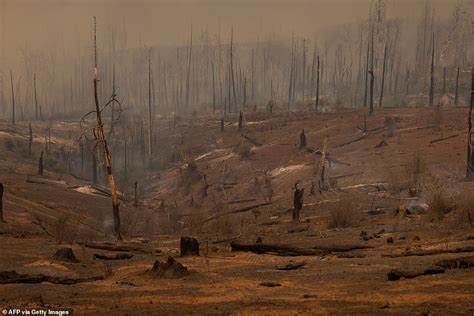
[[0, 0, 460, 67]]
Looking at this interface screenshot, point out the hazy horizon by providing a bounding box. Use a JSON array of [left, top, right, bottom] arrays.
[[0, 0, 460, 68]]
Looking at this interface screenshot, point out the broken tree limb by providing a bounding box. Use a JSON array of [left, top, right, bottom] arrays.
[[204, 202, 272, 223], [0, 270, 104, 284], [277, 261, 306, 270], [230, 241, 371, 256], [228, 198, 257, 205], [397, 125, 436, 134], [384, 246, 474, 258], [77, 242, 156, 254], [334, 134, 368, 148], [93, 253, 134, 260], [430, 134, 460, 144], [387, 266, 445, 281], [341, 183, 388, 191], [435, 256, 474, 269], [331, 172, 364, 179]]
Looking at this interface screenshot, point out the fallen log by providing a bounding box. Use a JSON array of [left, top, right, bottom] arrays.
[[334, 134, 368, 148], [385, 246, 474, 257], [387, 266, 445, 281], [230, 242, 371, 256], [435, 256, 474, 269], [341, 183, 388, 191], [231, 242, 324, 256], [331, 172, 364, 179], [277, 261, 306, 270], [259, 282, 281, 287], [228, 198, 257, 205], [93, 253, 133, 260], [204, 202, 273, 223], [397, 125, 436, 133], [77, 242, 155, 254], [430, 133, 460, 144], [0, 270, 104, 284]]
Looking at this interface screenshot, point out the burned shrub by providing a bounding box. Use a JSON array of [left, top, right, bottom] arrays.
[[233, 140, 252, 159], [428, 189, 455, 220], [328, 194, 360, 229]]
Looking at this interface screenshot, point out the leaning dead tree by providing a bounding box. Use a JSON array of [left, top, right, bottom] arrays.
[[81, 17, 123, 241]]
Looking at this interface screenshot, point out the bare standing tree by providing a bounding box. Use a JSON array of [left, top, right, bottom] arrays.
[[454, 67, 460, 106], [0, 183, 4, 223], [467, 67, 474, 178], [429, 32, 435, 107], [81, 17, 123, 241], [10, 70, 15, 125], [369, 24, 375, 116]]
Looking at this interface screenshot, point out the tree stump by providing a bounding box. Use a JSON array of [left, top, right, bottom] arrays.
[[180, 236, 200, 256], [38, 151, 44, 176], [148, 256, 188, 278], [299, 129, 306, 149], [293, 184, 304, 222], [238, 111, 243, 130], [52, 247, 79, 263]]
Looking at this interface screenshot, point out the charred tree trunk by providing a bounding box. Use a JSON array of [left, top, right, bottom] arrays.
[[92, 17, 122, 241], [34, 73, 38, 121], [316, 55, 320, 110], [363, 35, 369, 108], [0, 183, 4, 223], [288, 33, 295, 110], [429, 32, 435, 107], [185, 26, 193, 111], [80, 141, 84, 179], [134, 181, 138, 207], [10, 70, 15, 125], [211, 60, 216, 114], [148, 50, 153, 165], [379, 44, 387, 108], [455, 67, 460, 106], [38, 151, 44, 176], [442, 66, 446, 95], [369, 25, 374, 116], [238, 111, 243, 130], [467, 67, 474, 178], [293, 184, 304, 222], [92, 150, 97, 185], [299, 129, 306, 149], [28, 123, 32, 155]]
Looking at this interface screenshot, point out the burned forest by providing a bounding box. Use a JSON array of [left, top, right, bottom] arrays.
[[0, 0, 473, 314]]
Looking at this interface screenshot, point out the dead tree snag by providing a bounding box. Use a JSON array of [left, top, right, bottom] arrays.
[[0, 183, 4, 223], [293, 183, 304, 222], [38, 151, 44, 176]]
